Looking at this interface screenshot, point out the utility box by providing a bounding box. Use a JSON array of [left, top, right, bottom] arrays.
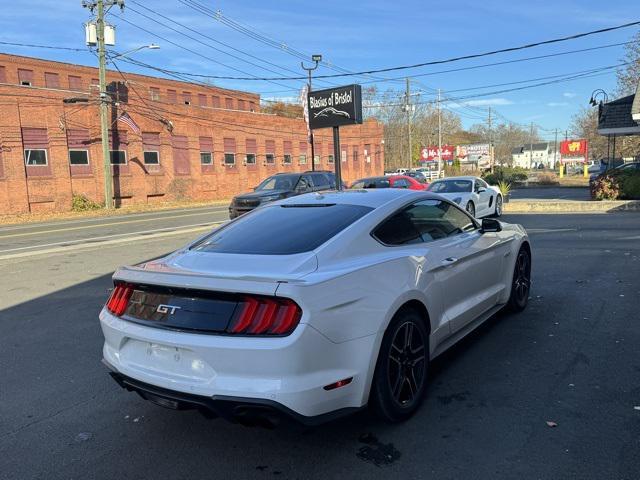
[[85, 22, 116, 46]]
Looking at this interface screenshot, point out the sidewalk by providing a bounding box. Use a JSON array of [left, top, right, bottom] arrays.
[[504, 199, 640, 213]]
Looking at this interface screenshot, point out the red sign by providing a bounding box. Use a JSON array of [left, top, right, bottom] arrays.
[[560, 139, 587, 156], [420, 145, 454, 162]]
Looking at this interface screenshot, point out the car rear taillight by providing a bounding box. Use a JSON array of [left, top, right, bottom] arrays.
[[106, 283, 134, 316], [227, 296, 302, 336]]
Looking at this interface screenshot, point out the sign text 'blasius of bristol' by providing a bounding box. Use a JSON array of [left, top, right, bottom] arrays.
[[307, 84, 363, 130]]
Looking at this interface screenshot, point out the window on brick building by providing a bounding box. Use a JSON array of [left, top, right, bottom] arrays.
[[265, 140, 275, 165], [245, 138, 257, 165], [211, 96, 220, 108], [0, 66, 6, 83], [183, 91, 192, 105], [353, 146, 359, 164], [283, 140, 292, 165], [142, 132, 161, 165], [149, 87, 161, 101], [198, 93, 207, 107], [237, 99, 245, 111], [225, 97, 234, 109], [110, 151, 127, 165], [199, 136, 214, 166], [249, 101, 255, 112], [24, 149, 47, 165], [299, 141, 307, 165], [223, 137, 236, 165], [18, 69, 33, 86], [328, 143, 334, 163], [69, 150, 89, 165], [44, 72, 60, 89], [68, 75, 83, 90], [167, 89, 177, 104]]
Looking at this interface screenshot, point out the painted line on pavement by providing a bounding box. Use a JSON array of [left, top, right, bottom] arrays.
[[0, 205, 228, 233], [0, 209, 228, 239], [0, 222, 222, 254], [526, 228, 578, 233], [0, 223, 221, 261]]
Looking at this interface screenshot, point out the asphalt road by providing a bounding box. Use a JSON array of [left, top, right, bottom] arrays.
[[1, 211, 639, 480], [509, 187, 591, 201]]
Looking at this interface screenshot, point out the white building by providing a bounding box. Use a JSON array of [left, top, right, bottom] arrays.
[[511, 142, 558, 169]]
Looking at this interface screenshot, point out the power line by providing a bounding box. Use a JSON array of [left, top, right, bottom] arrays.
[[110, 19, 640, 81], [126, 0, 327, 85], [0, 40, 88, 52]]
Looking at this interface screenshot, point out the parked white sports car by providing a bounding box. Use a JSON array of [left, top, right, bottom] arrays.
[[427, 176, 503, 218], [100, 189, 530, 426]]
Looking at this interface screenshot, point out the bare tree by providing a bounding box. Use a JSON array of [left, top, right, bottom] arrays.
[[616, 30, 640, 96]]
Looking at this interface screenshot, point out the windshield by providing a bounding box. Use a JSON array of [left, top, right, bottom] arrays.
[[255, 174, 299, 191], [191, 204, 373, 255], [428, 180, 472, 193]]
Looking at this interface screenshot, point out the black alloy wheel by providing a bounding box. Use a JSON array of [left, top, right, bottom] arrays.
[[508, 247, 531, 311], [370, 309, 429, 422]]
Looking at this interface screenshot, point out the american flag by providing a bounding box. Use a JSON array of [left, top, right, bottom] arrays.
[[116, 111, 141, 134]]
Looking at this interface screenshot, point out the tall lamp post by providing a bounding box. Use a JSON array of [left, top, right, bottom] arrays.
[[589, 89, 609, 169], [301, 54, 322, 172]]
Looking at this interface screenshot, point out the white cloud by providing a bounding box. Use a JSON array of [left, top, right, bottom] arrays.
[[563, 92, 577, 98], [547, 102, 569, 107], [464, 98, 514, 107]]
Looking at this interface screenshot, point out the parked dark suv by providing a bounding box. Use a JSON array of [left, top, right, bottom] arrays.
[[229, 171, 338, 219]]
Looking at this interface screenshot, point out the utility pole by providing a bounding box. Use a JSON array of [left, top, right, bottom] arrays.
[[301, 54, 321, 171], [437, 88, 442, 177], [403, 78, 413, 171], [488, 106, 493, 173], [554, 128, 558, 169], [529, 122, 534, 170], [97, 0, 112, 208], [84, 0, 125, 208]]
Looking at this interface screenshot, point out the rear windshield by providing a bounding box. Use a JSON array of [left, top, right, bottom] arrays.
[[191, 204, 373, 255]]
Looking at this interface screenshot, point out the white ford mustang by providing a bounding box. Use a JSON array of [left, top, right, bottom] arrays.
[[100, 189, 531, 426], [427, 176, 503, 218]]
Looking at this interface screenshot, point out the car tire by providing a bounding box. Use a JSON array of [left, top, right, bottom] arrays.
[[370, 308, 429, 423], [507, 246, 531, 312], [466, 201, 475, 217], [492, 195, 503, 218]]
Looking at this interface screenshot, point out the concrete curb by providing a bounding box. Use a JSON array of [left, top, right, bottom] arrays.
[[504, 200, 640, 213]]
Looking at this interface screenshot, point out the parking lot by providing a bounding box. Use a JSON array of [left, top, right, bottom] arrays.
[[1, 211, 639, 480]]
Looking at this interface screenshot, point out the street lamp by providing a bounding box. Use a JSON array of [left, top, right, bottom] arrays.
[[109, 43, 160, 61], [301, 54, 322, 171], [589, 89, 608, 107]]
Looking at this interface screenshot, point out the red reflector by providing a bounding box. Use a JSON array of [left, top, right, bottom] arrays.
[[106, 283, 133, 316], [323, 377, 353, 391], [227, 295, 301, 336]]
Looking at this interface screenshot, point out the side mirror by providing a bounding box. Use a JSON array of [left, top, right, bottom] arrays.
[[481, 218, 502, 233]]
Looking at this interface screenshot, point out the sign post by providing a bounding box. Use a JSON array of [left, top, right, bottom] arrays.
[[308, 84, 363, 190]]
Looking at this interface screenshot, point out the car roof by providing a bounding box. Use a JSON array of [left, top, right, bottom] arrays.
[[276, 188, 435, 209], [432, 176, 477, 181]]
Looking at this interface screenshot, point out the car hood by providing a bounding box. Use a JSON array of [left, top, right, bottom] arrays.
[[235, 189, 288, 200]]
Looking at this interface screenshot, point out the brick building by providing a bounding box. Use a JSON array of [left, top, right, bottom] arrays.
[[0, 53, 384, 214]]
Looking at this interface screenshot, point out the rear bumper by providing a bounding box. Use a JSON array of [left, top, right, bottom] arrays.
[[100, 308, 378, 420], [105, 363, 362, 427]]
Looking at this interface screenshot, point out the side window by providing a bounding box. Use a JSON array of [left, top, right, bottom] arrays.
[[352, 180, 365, 189], [295, 176, 312, 192], [311, 173, 331, 189], [373, 200, 477, 246], [474, 181, 481, 193], [478, 179, 489, 189], [393, 178, 409, 189]]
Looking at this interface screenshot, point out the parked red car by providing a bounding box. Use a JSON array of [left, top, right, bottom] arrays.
[[350, 175, 428, 190]]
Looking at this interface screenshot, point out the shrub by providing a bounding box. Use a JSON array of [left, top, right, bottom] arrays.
[[482, 167, 528, 185], [590, 174, 620, 200], [618, 171, 640, 200], [536, 172, 558, 185], [71, 194, 103, 211]]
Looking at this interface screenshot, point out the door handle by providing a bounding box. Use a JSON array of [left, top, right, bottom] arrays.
[[442, 257, 458, 266]]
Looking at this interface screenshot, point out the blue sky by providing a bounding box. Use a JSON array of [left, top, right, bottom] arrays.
[[1, 0, 638, 138]]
